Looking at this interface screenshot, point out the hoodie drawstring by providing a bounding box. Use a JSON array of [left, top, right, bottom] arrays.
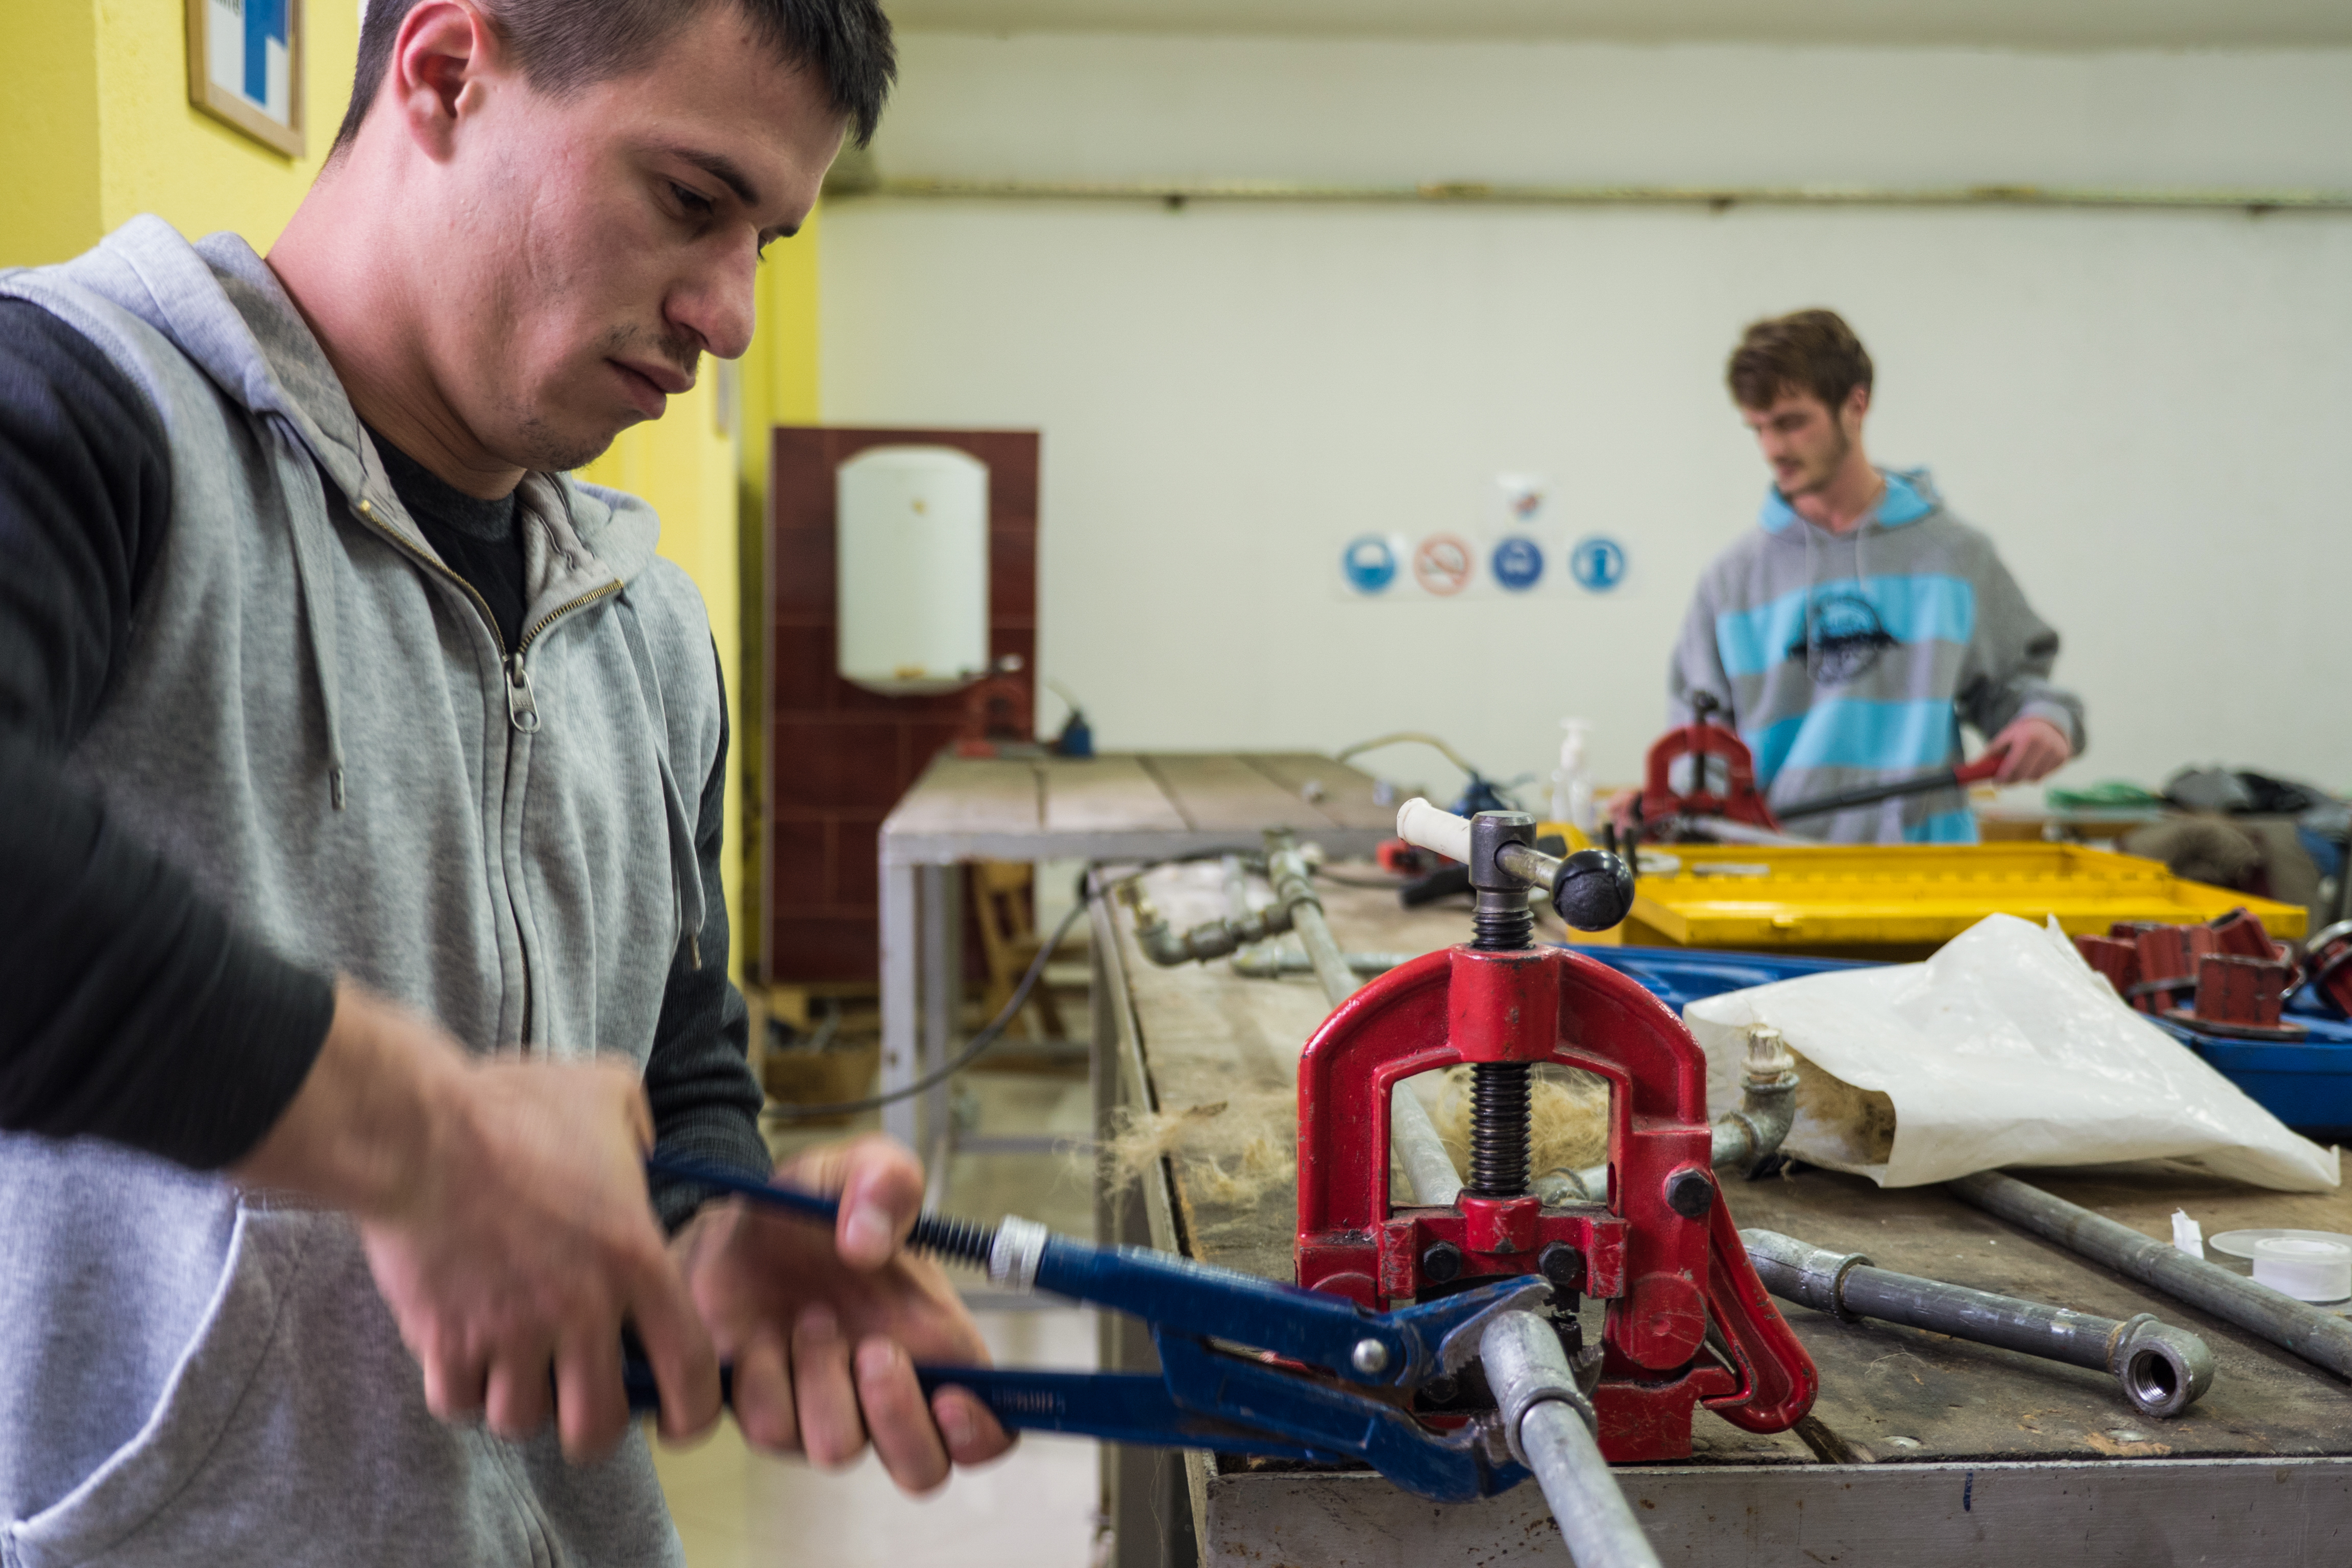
[[614, 596, 708, 971], [271, 416, 349, 811]]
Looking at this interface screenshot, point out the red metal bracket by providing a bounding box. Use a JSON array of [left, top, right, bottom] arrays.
[[1293, 943, 1817, 1461]]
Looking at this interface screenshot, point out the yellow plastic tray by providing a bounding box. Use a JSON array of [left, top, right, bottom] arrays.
[[1545, 837, 2305, 954]]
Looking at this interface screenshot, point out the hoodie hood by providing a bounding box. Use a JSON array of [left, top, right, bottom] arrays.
[[68, 215, 660, 584], [1758, 465, 1942, 536]]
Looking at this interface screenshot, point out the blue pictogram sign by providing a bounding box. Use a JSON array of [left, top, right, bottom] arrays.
[[1490, 535, 1545, 592], [1341, 535, 1399, 594], [1569, 535, 1627, 593]]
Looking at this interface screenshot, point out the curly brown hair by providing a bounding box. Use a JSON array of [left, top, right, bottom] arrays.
[[1727, 309, 1874, 413]]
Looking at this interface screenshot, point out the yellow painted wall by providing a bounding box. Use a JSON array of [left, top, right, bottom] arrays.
[[0, 3, 103, 267], [1, 0, 359, 269], [3, 0, 829, 986], [722, 206, 826, 978]]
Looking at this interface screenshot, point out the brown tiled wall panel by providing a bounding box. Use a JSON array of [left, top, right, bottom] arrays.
[[763, 427, 1040, 984]]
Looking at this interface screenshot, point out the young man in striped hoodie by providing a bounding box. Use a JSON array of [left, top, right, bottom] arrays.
[[1668, 309, 2086, 844]]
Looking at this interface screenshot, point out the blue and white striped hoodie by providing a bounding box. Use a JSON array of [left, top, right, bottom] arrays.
[[1668, 468, 2086, 844]]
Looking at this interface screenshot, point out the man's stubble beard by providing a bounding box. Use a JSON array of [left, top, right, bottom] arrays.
[[511, 408, 618, 475], [504, 325, 704, 475], [1788, 419, 1851, 499]]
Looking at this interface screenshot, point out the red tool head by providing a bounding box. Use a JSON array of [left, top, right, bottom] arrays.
[[1621, 693, 1782, 842], [1293, 940, 1817, 1461]]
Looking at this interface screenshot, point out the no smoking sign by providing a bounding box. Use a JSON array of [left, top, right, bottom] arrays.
[[1411, 534, 1474, 596]]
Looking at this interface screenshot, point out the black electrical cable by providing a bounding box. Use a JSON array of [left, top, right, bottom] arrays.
[[762, 895, 1092, 1120]]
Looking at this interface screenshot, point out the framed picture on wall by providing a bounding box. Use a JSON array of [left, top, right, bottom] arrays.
[[185, 0, 305, 158]]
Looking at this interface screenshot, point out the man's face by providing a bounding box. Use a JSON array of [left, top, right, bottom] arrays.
[[426, 4, 844, 472], [1739, 386, 1863, 498]]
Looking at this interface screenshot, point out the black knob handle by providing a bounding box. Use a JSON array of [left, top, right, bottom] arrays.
[[1551, 849, 1635, 932]]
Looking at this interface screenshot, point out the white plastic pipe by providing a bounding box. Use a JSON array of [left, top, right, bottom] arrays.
[[1396, 797, 1474, 864]]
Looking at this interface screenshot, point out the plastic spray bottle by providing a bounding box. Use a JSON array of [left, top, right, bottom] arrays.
[[1550, 719, 1595, 833]]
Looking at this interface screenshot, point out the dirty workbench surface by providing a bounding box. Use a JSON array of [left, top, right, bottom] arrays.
[[1107, 860, 2352, 1469]]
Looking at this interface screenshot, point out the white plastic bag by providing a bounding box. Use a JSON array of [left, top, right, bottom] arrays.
[[1683, 913, 2339, 1192]]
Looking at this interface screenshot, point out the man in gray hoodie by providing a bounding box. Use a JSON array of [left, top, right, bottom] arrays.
[[1667, 310, 2087, 844], [0, 0, 1008, 1560]]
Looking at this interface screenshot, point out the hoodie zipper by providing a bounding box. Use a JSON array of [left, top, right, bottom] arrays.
[[350, 496, 618, 731]]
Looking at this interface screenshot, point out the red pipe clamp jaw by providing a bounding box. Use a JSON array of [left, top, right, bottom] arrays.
[[1625, 692, 1782, 838], [1293, 942, 1818, 1461]]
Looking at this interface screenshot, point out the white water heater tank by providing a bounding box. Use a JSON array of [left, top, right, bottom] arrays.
[[835, 445, 990, 695]]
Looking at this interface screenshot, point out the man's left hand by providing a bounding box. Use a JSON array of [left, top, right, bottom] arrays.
[[670, 1134, 1014, 1493], [1988, 716, 2073, 783]]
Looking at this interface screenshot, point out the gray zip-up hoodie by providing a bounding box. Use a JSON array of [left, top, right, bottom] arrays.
[[0, 218, 720, 1564], [1668, 469, 2087, 844]]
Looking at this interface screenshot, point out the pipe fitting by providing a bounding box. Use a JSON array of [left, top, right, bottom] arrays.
[[1741, 1228, 1870, 1324], [1711, 1026, 1801, 1172], [2106, 1313, 2215, 1419], [1478, 1308, 1597, 1466], [1123, 875, 1321, 968]]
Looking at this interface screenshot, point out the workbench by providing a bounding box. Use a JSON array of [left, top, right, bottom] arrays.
[[1087, 860, 2352, 1567], [877, 751, 1394, 1170]]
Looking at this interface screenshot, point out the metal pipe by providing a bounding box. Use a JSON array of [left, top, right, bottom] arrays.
[[1742, 1228, 2213, 1418], [1680, 814, 1815, 848], [1556, 1026, 1800, 1202], [1264, 830, 1467, 1208], [1268, 833, 1358, 1008], [1118, 835, 1469, 1206], [1123, 871, 1312, 965], [1479, 1309, 1661, 1568], [844, 175, 2352, 216], [1231, 949, 1416, 979], [1949, 1170, 2352, 1383]]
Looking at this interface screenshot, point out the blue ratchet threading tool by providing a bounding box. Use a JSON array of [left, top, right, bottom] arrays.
[[628, 1154, 1551, 1502]]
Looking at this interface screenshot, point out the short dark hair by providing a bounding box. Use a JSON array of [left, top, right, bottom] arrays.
[[1726, 309, 1874, 413], [333, 0, 895, 155]]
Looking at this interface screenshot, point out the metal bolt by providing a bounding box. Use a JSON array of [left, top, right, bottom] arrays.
[[1351, 1338, 1391, 1377], [1420, 1240, 1464, 1285], [1665, 1168, 1716, 1220], [1538, 1241, 1587, 1297]]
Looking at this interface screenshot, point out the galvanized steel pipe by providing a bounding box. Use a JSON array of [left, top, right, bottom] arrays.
[[1950, 1170, 2352, 1383], [1479, 1309, 1661, 1568], [1743, 1228, 2213, 1418]]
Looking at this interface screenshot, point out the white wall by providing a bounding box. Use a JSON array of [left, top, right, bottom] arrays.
[[820, 34, 2352, 800]]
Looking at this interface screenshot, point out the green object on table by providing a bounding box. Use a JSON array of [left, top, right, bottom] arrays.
[[2045, 781, 2165, 811]]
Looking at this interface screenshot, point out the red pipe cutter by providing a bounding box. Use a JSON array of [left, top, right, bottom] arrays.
[[1296, 806, 1819, 1461]]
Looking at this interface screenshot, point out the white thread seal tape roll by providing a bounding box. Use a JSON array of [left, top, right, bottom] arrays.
[[2252, 1235, 2352, 1302]]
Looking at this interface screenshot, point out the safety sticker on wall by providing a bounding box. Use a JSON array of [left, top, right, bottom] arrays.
[[1569, 535, 1628, 594], [1489, 535, 1545, 592], [1339, 534, 1405, 596], [1493, 473, 1549, 530], [1411, 534, 1475, 597]]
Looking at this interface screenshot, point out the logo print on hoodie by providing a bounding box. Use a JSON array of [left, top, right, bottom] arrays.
[[1788, 589, 1898, 684]]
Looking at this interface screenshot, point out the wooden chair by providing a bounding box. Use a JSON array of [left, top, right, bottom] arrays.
[[971, 860, 1084, 1041]]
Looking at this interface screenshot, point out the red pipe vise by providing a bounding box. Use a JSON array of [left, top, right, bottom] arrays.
[[1294, 939, 1818, 1462]]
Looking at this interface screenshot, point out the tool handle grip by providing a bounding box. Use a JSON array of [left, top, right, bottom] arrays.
[[1952, 750, 2006, 786], [1395, 797, 1473, 863]]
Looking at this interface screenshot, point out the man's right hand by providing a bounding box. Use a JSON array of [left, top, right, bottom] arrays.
[[229, 982, 721, 1459]]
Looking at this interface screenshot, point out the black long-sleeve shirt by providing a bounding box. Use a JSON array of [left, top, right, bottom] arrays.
[[0, 300, 764, 1228]]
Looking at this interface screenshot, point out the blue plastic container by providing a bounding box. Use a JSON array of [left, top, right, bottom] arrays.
[[1566, 943, 2352, 1135]]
